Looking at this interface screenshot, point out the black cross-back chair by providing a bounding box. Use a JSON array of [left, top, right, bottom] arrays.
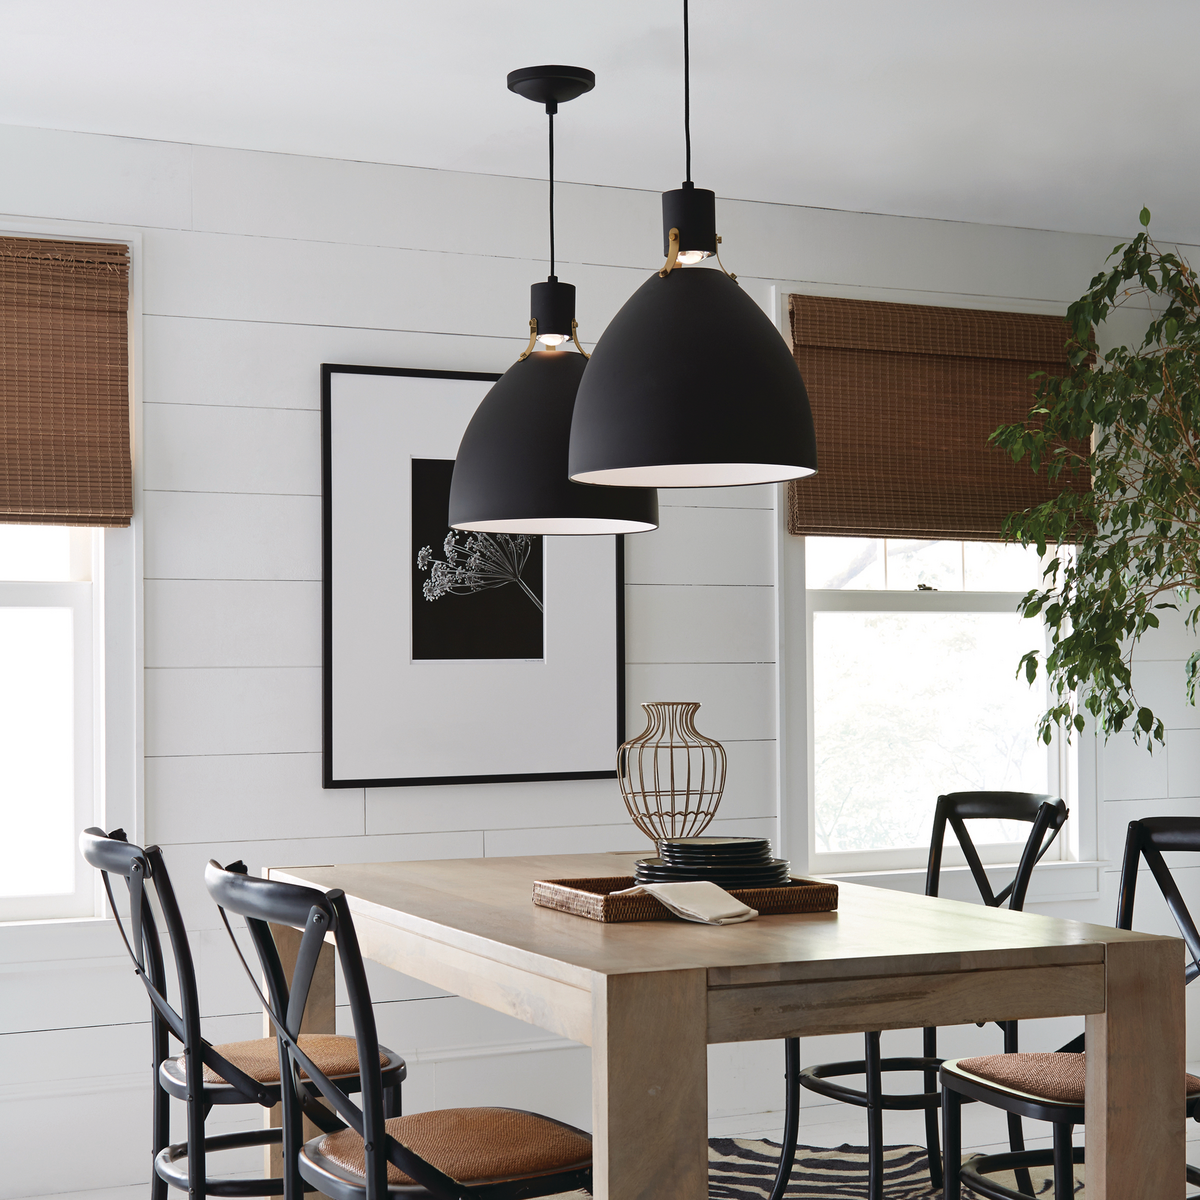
[[784, 793, 1068, 1200], [940, 815, 1200, 1199], [205, 858, 594, 1200], [79, 828, 406, 1198]]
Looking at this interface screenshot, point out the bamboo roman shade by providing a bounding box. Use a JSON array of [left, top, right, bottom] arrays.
[[787, 294, 1088, 541], [0, 236, 132, 526]]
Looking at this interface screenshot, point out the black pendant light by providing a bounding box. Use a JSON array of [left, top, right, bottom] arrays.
[[448, 66, 658, 534], [567, 2, 817, 489]]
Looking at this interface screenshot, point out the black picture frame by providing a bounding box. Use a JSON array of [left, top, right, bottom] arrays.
[[321, 364, 626, 789]]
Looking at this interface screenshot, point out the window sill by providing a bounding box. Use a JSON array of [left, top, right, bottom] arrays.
[[0, 914, 119, 965], [819, 859, 1106, 904], [0, 914, 107, 928]]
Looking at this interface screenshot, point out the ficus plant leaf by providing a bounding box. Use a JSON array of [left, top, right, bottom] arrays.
[[991, 211, 1200, 748]]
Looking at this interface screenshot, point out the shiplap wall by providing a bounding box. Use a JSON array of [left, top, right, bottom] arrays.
[[0, 122, 1197, 1197]]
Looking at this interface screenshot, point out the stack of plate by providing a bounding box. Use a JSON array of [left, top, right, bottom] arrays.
[[635, 836, 790, 888]]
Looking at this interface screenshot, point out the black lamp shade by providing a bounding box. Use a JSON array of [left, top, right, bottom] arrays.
[[567, 267, 818, 488], [449, 350, 659, 534]]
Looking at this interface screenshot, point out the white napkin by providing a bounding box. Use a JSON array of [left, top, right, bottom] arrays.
[[611, 880, 758, 925]]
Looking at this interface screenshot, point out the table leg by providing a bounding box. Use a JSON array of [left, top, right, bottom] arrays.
[[1085, 936, 1185, 1198], [591, 968, 709, 1200], [266, 922, 337, 1192]]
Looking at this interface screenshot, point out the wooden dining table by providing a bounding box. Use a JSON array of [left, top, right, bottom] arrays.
[[268, 850, 1186, 1199]]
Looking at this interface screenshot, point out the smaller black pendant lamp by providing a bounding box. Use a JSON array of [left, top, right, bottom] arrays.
[[448, 66, 658, 535], [567, 1, 818, 489]]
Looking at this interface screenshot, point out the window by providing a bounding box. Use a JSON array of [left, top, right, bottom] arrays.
[[806, 535, 1074, 873], [0, 525, 100, 921], [0, 231, 136, 924], [779, 293, 1087, 875]]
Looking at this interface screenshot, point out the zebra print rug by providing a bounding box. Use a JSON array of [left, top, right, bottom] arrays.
[[549, 1137, 1076, 1197], [707, 1138, 1077, 1197], [708, 1139, 938, 1198]]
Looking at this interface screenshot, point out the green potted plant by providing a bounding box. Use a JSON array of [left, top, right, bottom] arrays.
[[994, 208, 1200, 745]]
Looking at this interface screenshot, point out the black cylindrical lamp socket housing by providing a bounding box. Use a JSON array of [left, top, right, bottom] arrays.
[[662, 181, 717, 257], [530, 277, 576, 339]]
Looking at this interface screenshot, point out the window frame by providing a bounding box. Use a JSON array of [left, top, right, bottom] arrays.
[[0, 220, 143, 928], [0, 575, 96, 921], [804, 583, 1075, 875], [768, 285, 1098, 888]]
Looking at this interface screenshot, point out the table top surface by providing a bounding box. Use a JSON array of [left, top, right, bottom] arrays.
[[272, 851, 1171, 987]]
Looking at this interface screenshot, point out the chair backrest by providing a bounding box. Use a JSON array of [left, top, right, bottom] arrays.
[[925, 792, 1068, 911], [78, 827, 273, 1105], [205, 860, 470, 1199], [1116, 817, 1200, 984]]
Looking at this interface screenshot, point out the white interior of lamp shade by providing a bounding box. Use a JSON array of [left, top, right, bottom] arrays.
[[571, 463, 817, 488], [450, 516, 658, 535]]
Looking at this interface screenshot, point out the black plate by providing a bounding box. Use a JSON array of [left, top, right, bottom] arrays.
[[637, 875, 791, 890], [654, 868, 777, 880], [635, 857, 790, 886], [657, 840, 768, 849], [658, 836, 770, 853], [638, 867, 787, 882], [657, 837, 773, 866], [652, 854, 772, 864], [659, 850, 772, 865], [639, 856, 788, 872], [639, 855, 787, 868]]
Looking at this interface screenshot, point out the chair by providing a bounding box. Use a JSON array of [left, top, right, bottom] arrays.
[[940, 815, 1200, 1199], [792, 792, 1068, 1200], [205, 857, 594, 1200], [80, 827, 406, 1197]]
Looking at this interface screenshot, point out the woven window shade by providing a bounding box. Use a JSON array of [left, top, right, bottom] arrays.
[[786, 294, 1089, 541], [0, 236, 132, 527]]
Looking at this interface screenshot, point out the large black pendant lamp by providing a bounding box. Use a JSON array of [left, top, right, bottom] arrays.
[[567, 3, 818, 489], [448, 66, 658, 534]]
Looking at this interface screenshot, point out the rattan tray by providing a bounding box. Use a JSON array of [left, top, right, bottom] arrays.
[[532, 875, 839, 923]]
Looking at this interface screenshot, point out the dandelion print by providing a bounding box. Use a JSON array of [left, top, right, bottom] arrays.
[[416, 531, 543, 614], [410, 458, 543, 661]]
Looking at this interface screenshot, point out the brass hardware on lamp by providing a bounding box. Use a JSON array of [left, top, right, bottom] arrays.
[[659, 228, 681, 277], [517, 319, 538, 362]]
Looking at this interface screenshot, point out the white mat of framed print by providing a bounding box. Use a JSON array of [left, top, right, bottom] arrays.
[[322, 364, 625, 787]]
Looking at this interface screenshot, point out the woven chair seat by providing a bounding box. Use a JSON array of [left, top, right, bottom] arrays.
[[316, 1107, 592, 1186], [177, 1033, 391, 1086], [955, 1051, 1200, 1104]]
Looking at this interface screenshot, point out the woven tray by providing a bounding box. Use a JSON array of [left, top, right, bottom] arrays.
[[532, 875, 839, 923]]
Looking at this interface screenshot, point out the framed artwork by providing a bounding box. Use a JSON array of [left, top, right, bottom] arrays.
[[321, 364, 625, 788]]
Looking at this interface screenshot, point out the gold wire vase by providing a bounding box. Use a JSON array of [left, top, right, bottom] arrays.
[[617, 701, 728, 842]]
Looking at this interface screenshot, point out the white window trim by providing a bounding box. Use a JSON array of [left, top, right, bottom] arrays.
[[830, 858, 1104, 908], [806, 586, 1075, 875], [0, 216, 144, 933], [0, 580, 93, 921], [776, 524, 1098, 887]]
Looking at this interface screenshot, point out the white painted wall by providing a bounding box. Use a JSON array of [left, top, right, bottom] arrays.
[[0, 123, 1197, 1196]]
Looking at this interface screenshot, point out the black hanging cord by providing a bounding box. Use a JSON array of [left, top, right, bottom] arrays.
[[547, 107, 556, 276], [683, 0, 692, 182]]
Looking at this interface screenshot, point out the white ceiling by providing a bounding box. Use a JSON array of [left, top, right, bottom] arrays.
[[4, 0, 1199, 244]]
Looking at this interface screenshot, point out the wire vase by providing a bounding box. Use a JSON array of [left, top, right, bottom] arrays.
[[617, 701, 728, 842]]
